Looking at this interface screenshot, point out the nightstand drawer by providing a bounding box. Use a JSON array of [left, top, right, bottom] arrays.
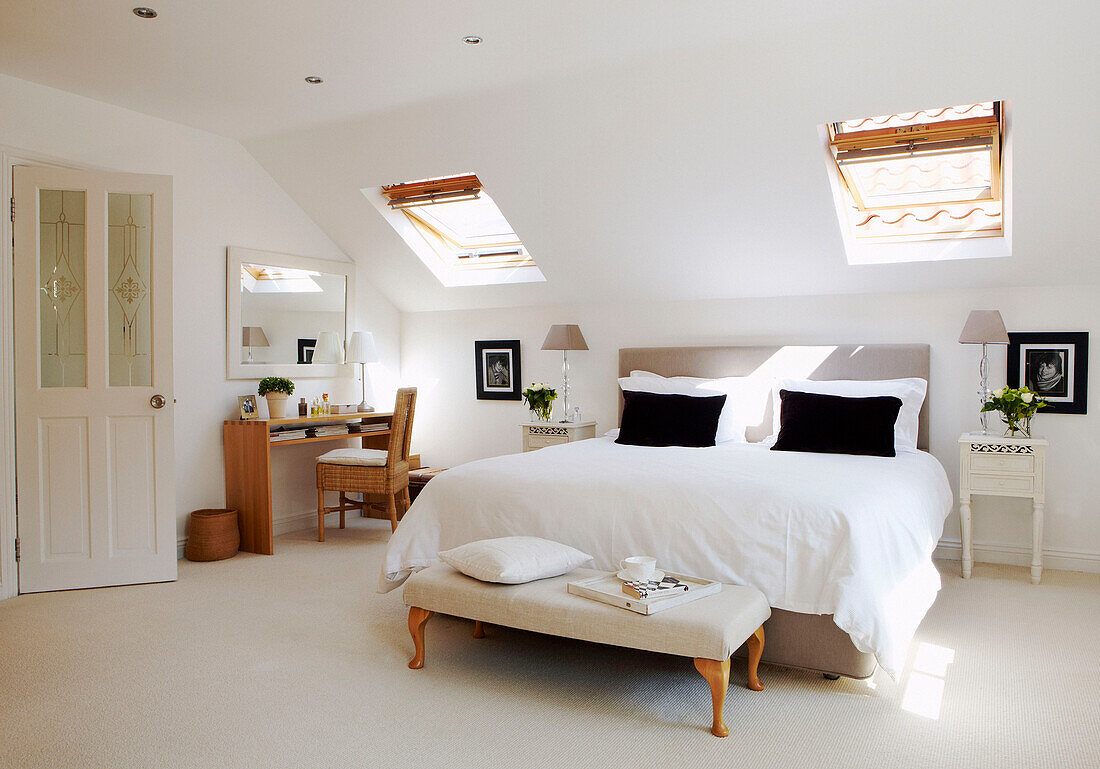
[[969, 473, 1035, 494], [527, 435, 568, 450], [970, 454, 1034, 474]]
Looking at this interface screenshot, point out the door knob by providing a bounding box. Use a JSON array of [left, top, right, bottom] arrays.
[[150, 394, 167, 409]]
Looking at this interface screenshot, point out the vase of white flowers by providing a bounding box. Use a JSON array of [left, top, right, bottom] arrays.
[[981, 386, 1049, 438], [522, 383, 557, 422]]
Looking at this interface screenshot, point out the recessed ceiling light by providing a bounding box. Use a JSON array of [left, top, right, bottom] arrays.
[[462, 36, 482, 46], [304, 76, 324, 84], [132, 7, 158, 18]]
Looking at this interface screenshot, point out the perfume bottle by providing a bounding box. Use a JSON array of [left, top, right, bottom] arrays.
[[571, 406, 581, 423], [298, 398, 308, 417]]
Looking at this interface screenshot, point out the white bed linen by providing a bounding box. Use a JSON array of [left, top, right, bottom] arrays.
[[380, 437, 952, 678]]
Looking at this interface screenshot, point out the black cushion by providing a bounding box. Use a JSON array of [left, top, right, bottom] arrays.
[[770, 389, 902, 458], [616, 390, 726, 448]]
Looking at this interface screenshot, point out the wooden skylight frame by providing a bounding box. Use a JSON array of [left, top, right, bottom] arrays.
[[827, 102, 1004, 242]]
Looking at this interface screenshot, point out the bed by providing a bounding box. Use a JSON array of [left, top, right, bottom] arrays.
[[380, 344, 952, 679]]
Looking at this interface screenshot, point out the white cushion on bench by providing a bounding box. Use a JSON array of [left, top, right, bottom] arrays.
[[403, 565, 770, 661]]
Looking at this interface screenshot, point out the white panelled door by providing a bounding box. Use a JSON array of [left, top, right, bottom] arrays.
[[13, 165, 175, 592]]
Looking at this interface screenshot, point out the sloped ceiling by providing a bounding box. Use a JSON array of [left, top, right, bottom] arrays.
[[3, 1, 1098, 312]]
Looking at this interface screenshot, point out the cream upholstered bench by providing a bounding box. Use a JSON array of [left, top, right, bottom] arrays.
[[403, 565, 771, 737]]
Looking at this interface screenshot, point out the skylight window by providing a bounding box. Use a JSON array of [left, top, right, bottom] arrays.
[[240, 263, 322, 293], [368, 174, 544, 286], [823, 101, 1011, 263]]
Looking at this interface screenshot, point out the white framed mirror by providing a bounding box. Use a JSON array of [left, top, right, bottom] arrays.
[[226, 246, 355, 380]]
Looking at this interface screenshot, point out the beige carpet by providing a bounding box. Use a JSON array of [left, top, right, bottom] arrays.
[[1, 519, 1098, 769]]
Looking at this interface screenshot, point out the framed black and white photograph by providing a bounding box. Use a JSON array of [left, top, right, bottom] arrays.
[[297, 338, 316, 365], [474, 340, 522, 400], [1008, 332, 1088, 414], [237, 394, 259, 420]]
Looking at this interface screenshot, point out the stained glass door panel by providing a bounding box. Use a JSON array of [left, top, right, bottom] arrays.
[[107, 193, 152, 386], [38, 189, 87, 387]]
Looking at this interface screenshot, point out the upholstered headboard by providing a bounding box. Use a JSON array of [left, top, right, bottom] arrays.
[[618, 344, 931, 450]]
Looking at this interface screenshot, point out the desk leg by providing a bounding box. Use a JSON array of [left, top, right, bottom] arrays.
[[960, 495, 973, 579], [224, 421, 275, 555], [1031, 502, 1044, 585]]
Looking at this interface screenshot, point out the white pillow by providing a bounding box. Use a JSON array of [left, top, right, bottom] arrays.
[[769, 378, 927, 449], [438, 537, 593, 584], [619, 373, 771, 443]]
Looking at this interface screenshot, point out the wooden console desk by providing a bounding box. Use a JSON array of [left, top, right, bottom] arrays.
[[223, 411, 394, 554]]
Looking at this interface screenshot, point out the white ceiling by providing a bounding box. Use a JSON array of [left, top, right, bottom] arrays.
[[3, 1, 1098, 312]]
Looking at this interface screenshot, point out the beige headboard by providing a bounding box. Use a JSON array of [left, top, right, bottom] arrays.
[[618, 344, 931, 450]]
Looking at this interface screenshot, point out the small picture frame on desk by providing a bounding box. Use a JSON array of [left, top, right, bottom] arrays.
[[238, 394, 258, 420]]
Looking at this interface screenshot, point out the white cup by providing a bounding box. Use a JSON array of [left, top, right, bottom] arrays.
[[620, 556, 657, 581]]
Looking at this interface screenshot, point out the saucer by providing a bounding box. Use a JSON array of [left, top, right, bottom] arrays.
[[616, 569, 665, 583]]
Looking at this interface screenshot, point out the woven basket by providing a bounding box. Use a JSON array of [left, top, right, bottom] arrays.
[[184, 509, 240, 562]]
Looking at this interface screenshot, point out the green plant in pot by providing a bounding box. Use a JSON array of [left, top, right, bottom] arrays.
[[258, 377, 295, 419], [981, 386, 1049, 438], [522, 382, 557, 422]]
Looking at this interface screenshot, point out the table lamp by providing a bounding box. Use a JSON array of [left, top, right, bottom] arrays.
[[241, 326, 269, 363], [313, 331, 343, 364], [346, 331, 379, 412], [541, 324, 588, 422], [959, 310, 1010, 434]]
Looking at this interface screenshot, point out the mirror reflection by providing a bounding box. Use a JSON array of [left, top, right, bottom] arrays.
[[239, 263, 347, 365]]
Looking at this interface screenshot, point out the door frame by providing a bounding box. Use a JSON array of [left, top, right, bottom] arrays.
[[0, 147, 97, 600]]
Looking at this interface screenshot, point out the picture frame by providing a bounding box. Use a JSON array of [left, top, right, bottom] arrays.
[[238, 394, 259, 420], [1007, 332, 1088, 414], [475, 340, 522, 400], [297, 338, 317, 365]]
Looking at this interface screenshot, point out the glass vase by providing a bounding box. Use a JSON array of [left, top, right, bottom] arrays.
[[1002, 414, 1032, 438]]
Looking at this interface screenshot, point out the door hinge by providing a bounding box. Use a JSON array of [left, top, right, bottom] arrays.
[[9, 197, 14, 223], [14, 537, 19, 563]]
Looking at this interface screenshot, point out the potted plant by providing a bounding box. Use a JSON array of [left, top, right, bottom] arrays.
[[258, 376, 295, 419], [981, 386, 1049, 437], [522, 382, 557, 422]]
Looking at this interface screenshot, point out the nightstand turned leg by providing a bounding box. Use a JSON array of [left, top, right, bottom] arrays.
[[1031, 502, 1044, 585], [960, 496, 973, 579]]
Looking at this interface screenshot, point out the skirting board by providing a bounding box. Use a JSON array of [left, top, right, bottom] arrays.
[[176, 510, 336, 559], [934, 538, 1100, 575]]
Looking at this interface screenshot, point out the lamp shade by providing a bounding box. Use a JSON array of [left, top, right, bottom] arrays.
[[959, 310, 1010, 344], [541, 324, 589, 351], [346, 331, 379, 364], [241, 326, 269, 347], [313, 331, 343, 364]]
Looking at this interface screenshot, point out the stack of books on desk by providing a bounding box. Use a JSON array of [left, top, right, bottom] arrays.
[[308, 424, 350, 438], [269, 429, 308, 443], [348, 422, 387, 434]]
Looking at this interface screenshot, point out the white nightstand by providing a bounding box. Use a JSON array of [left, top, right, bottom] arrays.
[[958, 432, 1049, 584], [521, 420, 597, 452]]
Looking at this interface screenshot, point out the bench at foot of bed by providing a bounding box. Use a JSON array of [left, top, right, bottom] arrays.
[[402, 565, 770, 737]]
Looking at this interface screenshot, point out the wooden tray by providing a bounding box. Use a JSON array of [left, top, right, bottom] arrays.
[[567, 570, 722, 615]]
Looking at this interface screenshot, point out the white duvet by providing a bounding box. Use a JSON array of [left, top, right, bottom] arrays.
[[380, 437, 952, 678]]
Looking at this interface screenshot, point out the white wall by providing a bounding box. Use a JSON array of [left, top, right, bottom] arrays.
[[402, 284, 1100, 573], [0, 74, 402, 575]]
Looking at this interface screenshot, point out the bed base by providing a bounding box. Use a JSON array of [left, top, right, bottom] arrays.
[[732, 608, 877, 679]]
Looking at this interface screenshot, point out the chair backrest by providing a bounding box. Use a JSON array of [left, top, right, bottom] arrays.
[[387, 387, 417, 463]]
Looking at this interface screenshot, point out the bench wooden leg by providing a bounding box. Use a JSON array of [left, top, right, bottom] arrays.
[[407, 607, 433, 669], [693, 657, 730, 737], [746, 625, 765, 692], [473, 620, 485, 639]]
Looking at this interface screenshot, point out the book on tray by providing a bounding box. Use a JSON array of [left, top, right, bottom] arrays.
[[622, 575, 691, 600]]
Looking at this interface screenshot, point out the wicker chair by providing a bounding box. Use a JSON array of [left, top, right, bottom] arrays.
[[315, 387, 417, 540]]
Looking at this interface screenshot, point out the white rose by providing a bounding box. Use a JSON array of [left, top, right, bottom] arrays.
[[992, 387, 1005, 397], [1022, 391, 1034, 403]]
